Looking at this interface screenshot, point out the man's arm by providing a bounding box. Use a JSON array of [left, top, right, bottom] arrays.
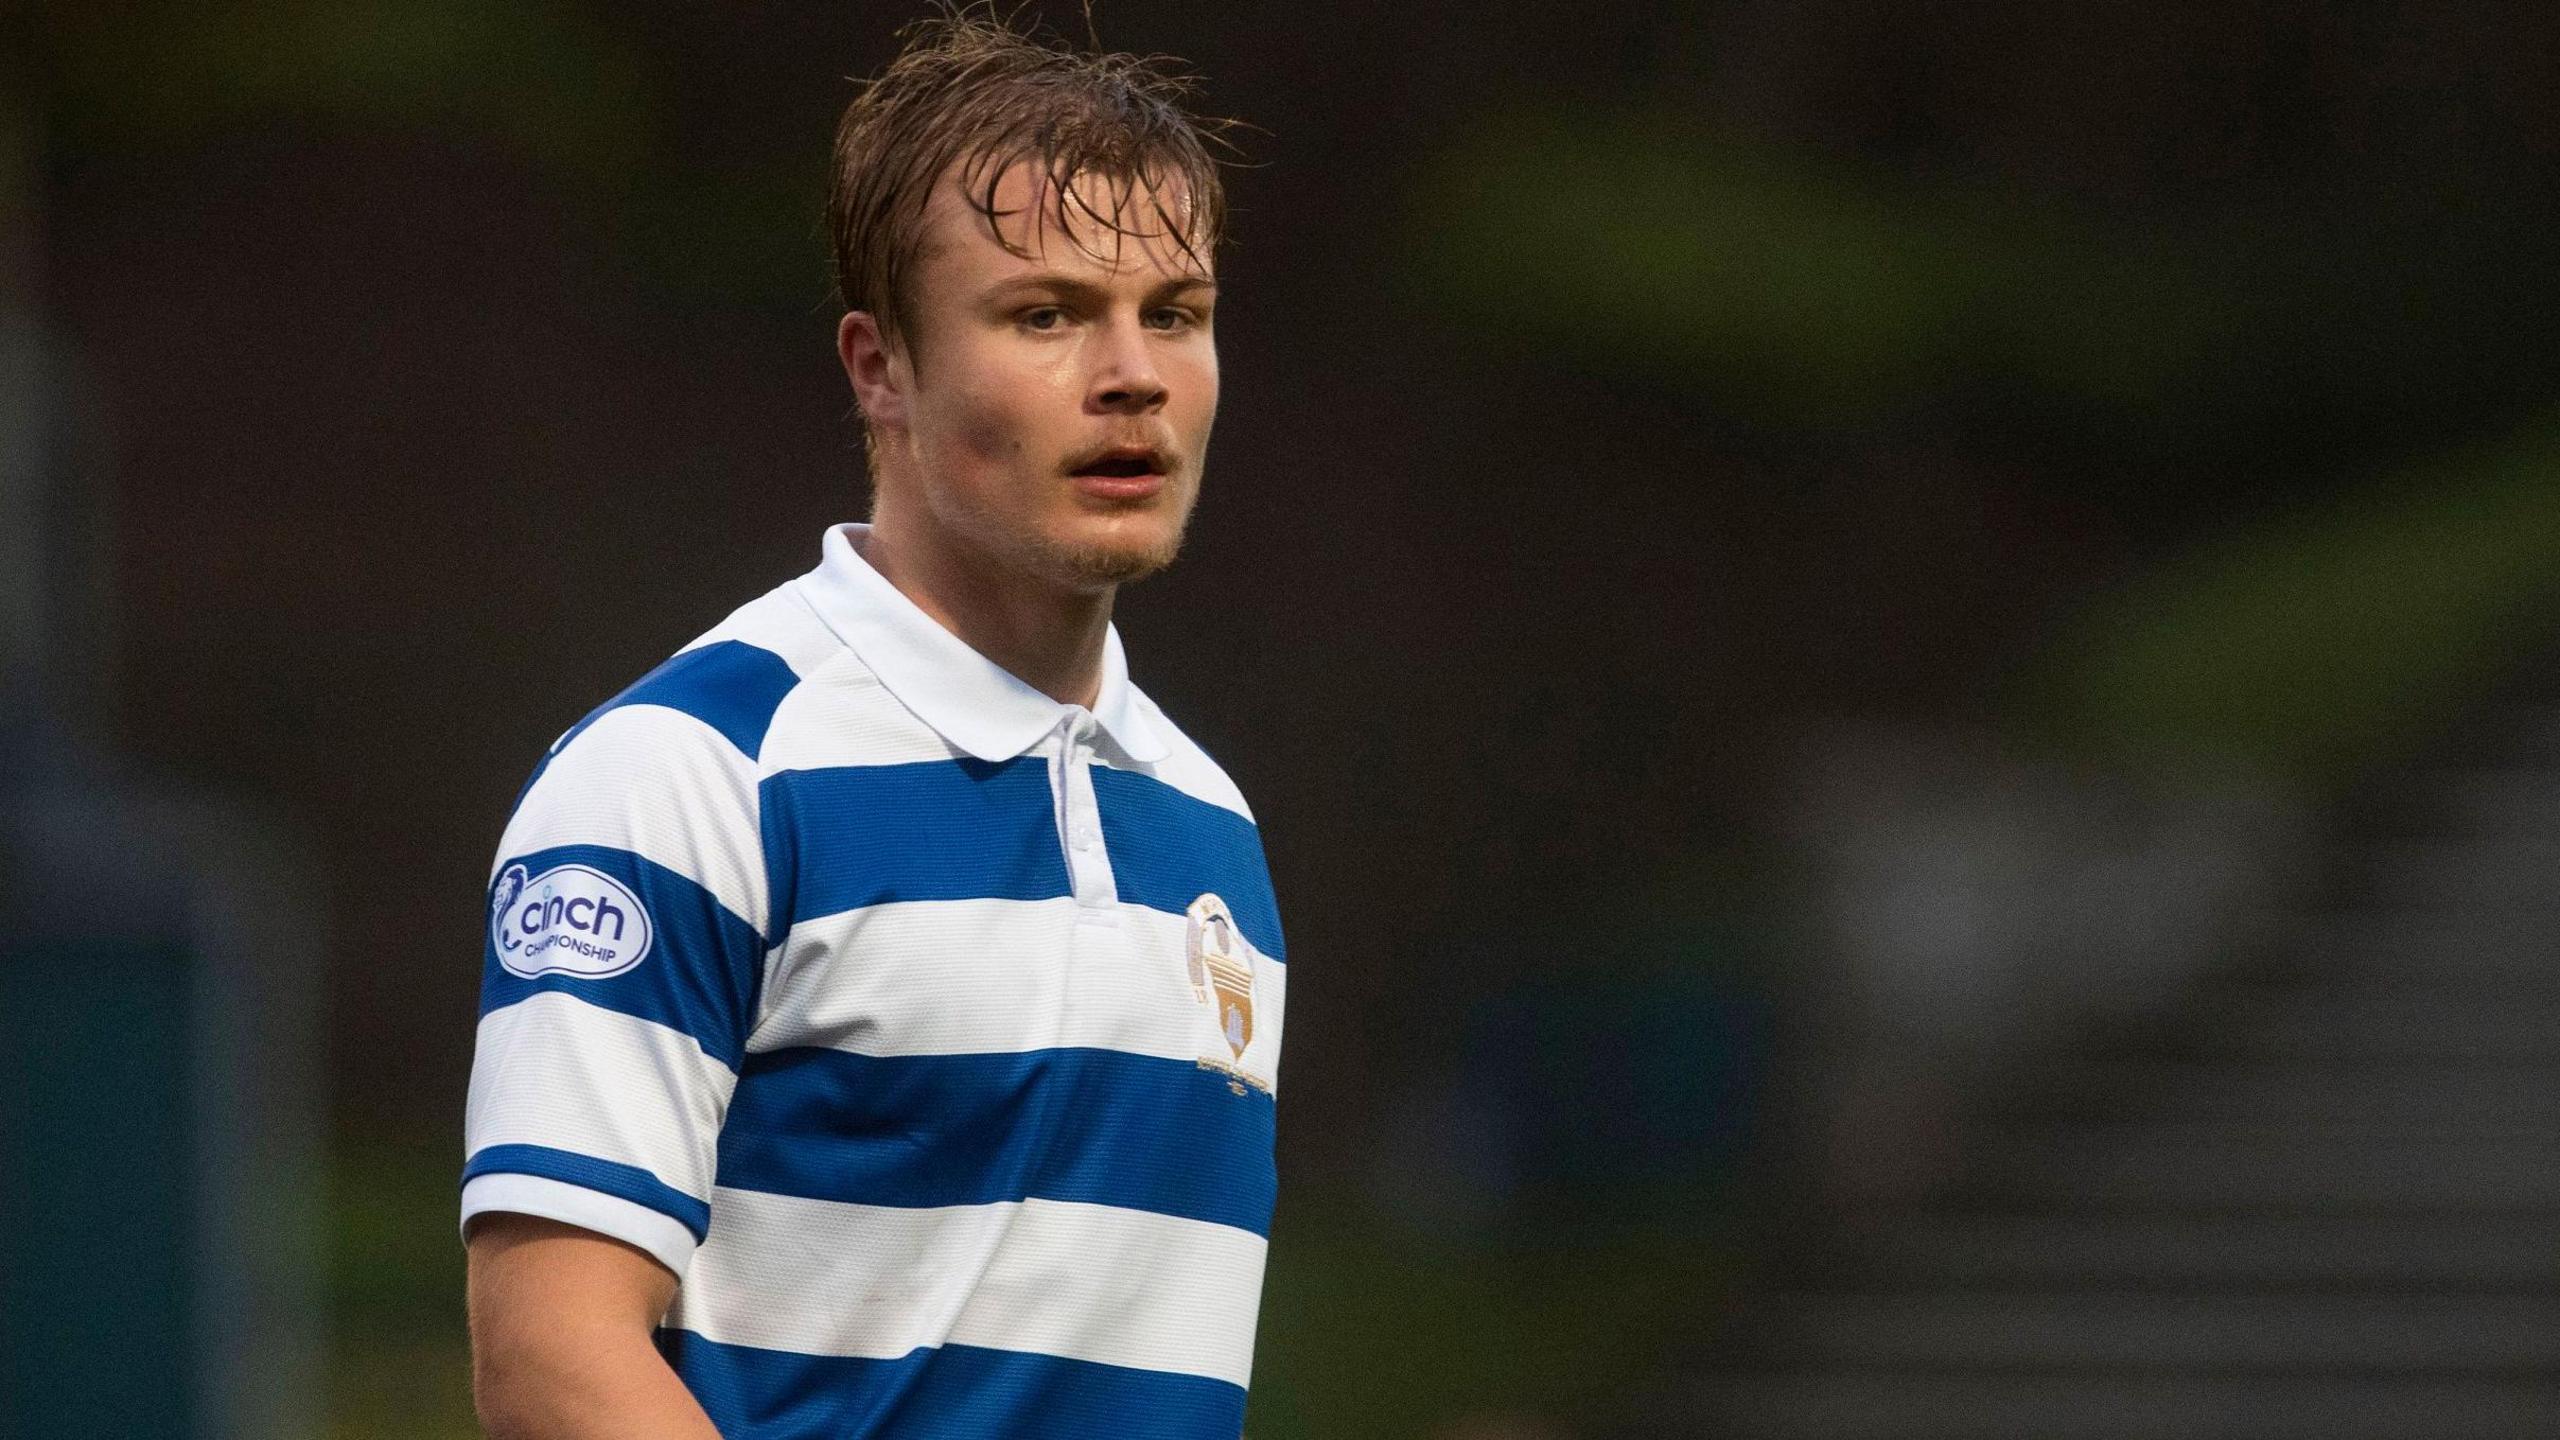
[[466, 1214, 726, 1440]]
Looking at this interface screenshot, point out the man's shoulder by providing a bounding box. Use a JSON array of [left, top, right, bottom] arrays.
[[1120, 688, 1259, 826], [501, 583, 857, 840], [492, 583, 847, 894], [545, 583, 848, 770]]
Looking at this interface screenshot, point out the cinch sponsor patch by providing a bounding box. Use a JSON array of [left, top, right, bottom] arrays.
[[491, 861, 654, 980]]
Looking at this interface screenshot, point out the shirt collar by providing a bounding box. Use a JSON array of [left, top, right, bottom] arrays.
[[794, 522, 1171, 764]]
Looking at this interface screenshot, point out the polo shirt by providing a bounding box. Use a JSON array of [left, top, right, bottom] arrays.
[[462, 522, 1286, 1438]]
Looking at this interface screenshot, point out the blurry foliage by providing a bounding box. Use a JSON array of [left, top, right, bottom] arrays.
[[1407, 109, 2560, 522], [1248, 1197, 1739, 1440], [327, 1141, 474, 1440], [2035, 412, 2560, 785], [25, 0, 651, 181], [1416, 109, 2560, 785], [21, 0, 827, 309], [1407, 112, 2230, 436]]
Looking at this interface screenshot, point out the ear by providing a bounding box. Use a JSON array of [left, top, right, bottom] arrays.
[[838, 311, 911, 432]]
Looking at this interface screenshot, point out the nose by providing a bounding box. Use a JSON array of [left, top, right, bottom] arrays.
[[1089, 314, 1168, 416]]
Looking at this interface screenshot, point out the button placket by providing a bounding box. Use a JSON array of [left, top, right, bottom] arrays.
[[1056, 711, 1118, 914]]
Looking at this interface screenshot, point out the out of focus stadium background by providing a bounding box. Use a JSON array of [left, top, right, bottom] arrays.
[[8, 2, 2560, 1436]]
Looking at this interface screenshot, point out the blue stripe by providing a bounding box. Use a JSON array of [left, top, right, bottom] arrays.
[[615, 640, 802, 759], [463, 1143, 713, 1242], [717, 1047, 1278, 1236], [762, 758, 1068, 930], [760, 758, 1287, 960], [661, 1333, 1247, 1440], [1092, 766, 1286, 961], [480, 844, 765, 1071], [520, 641, 801, 801], [583, 639, 800, 761]]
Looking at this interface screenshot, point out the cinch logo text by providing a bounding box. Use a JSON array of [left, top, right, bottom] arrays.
[[490, 861, 655, 980]]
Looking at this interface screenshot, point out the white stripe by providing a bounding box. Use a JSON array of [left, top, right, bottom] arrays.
[[749, 897, 1285, 1092], [668, 1192, 1266, 1387], [466, 992, 738, 1201], [1117, 697, 1256, 821], [461, 1173, 700, 1278], [499, 705, 767, 935], [748, 623, 1257, 823], [684, 589, 845, 680], [757, 662, 972, 774]]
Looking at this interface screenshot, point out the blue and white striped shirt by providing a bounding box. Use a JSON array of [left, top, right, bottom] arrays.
[[463, 522, 1285, 1438]]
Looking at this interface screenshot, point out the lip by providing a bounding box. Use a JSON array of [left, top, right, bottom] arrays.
[[1066, 444, 1172, 501], [1071, 471, 1167, 501]]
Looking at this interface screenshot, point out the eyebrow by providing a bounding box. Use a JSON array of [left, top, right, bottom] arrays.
[[982, 272, 1218, 306]]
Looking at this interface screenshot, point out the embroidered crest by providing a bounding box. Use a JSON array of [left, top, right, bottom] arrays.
[[1186, 892, 1254, 1060]]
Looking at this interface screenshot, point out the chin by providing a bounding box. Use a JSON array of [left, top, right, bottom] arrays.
[[1026, 506, 1189, 588], [1047, 531, 1183, 588]]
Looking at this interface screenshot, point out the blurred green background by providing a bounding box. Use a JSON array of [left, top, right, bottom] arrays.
[[13, 2, 2560, 1436]]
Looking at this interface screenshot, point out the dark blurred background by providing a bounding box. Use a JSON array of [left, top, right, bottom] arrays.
[[9, 3, 2560, 1436]]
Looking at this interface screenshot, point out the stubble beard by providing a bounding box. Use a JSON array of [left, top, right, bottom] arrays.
[[1031, 520, 1187, 590], [1047, 516, 1187, 588], [939, 482, 1193, 593]]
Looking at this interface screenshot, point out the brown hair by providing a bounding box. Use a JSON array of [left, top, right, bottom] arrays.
[[827, 6, 1236, 358]]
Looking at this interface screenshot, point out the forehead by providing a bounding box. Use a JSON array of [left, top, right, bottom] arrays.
[[914, 153, 1212, 287]]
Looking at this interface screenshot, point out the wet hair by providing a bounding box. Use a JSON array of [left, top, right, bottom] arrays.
[[827, 4, 1237, 357]]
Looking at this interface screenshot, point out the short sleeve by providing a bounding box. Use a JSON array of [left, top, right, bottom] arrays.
[[461, 676, 778, 1277]]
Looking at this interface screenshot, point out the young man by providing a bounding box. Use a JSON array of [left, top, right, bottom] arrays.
[[461, 16, 1284, 1439]]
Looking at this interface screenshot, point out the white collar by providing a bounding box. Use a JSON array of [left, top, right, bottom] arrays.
[[794, 522, 1171, 764]]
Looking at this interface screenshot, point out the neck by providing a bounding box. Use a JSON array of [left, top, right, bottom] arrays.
[[856, 508, 1114, 710]]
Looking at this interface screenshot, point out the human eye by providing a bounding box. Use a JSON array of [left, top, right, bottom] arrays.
[[1144, 305, 1202, 332], [1017, 304, 1069, 332]]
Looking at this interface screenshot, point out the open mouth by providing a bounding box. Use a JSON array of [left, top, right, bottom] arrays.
[[1069, 446, 1170, 480]]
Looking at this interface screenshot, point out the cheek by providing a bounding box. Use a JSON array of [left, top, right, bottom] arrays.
[[1178, 353, 1220, 432], [921, 379, 1031, 465], [956, 400, 1026, 462], [923, 352, 1081, 466]]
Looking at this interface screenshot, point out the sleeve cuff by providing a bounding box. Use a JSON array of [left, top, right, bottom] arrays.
[[460, 1172, 701, 1279]]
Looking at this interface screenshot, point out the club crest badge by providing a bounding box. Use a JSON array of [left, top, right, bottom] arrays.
[[1186, 894, 1261, 1090]]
